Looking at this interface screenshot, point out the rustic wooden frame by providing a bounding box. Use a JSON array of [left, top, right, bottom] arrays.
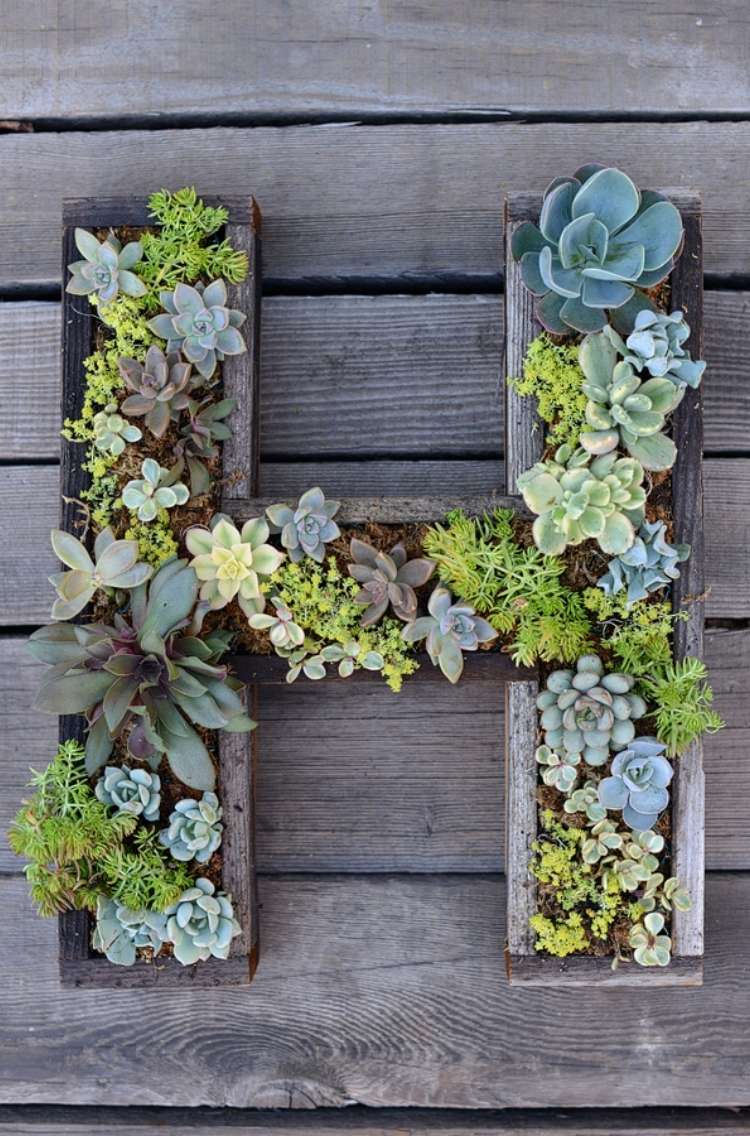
[[58, 196, 262, 987], [503, 189, 705, 987]]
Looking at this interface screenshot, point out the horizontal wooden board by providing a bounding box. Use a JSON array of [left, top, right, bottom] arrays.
[[2, 870, 750, 1108], [4, 0, 750, 120], [2, 460, 746, 626], [2, 124, 750, 288], [2, 293, 747, 461], [1, 1104, 749, 1136], [2, 628, 746, 874]]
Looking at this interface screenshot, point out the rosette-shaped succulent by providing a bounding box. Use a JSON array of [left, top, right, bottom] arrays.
[[629, 911, 672, 967], [598, 737, 673, 831], [29, 557, 255, 789], [581, 819, 623, 865], [612, 309, 706, 389], [147, 280, 247, 380], [536, 654, 646, 766], [535, 744, 579, 792], [402, 585, 498, 684], [92, 896, 168, 966], [122, 458, 190, 522], [159, 792, 223, 863], [118, 346, 192, 438], [48, 526, 152, 621], [348, 538, 435, 626], [517, 443, 646, 557], [247, 596, 305, 649], [66, 229, 147, 304], [165, 877, 241, 965], [186, 515, 284, 619], [511, 164, 683, 334], [598, 520, 690, 606], [95, 764, 161, 822], [563, 781, 607, 823], [578, 330, 683, 471], [92, 402, 142, 456], [171, 396, 235, 497], [266, 487, 341, 564]]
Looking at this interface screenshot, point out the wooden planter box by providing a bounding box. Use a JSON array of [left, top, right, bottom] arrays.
[[58, 197, 262, 987], [503, 190, 705, 987]]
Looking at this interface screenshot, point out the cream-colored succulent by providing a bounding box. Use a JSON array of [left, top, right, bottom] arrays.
[[185, 516, 284, 617]]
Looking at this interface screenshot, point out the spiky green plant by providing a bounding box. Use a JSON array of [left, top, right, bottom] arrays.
[[639, 657, 724, 756]]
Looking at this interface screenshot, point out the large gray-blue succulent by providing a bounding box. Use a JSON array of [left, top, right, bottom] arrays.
[[511, 164, 683, 334], [598, 737, 673, 831], [598, 520, 690, 605]]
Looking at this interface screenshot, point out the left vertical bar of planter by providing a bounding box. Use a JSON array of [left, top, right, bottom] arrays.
[[57, 197, 262, 988]]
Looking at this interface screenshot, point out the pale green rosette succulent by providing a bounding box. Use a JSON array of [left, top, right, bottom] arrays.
[[92, 896, 168, 966], [95, 764, 161, 822], [159, 792, 223, 863], [517, 443, 646, 557], [66, 229, 147, 304], [402, 585, 498, 684], [122, 458, 190, 522], [165, 877, 241, 965], [48, 526, 152, 621], [92, 402, 142, 456], [186, 515, 285, 619]]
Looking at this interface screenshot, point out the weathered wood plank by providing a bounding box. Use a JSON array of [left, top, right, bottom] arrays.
[[1, 1103, 749, 1136], [2, 124, 750, 288], [504, 681, 538, 957], [2, 628, 747, 874], [2, 459, 747, 625], [3, 0, 749, 120], [509, 955, 703, 987], [230, 651, 532, 686], [1, 871, 750, 1108], [1, 293, 747, 462], [226, 494, 520, 525]]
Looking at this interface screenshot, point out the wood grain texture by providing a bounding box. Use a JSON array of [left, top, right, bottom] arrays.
[[2, 124, 750, 288], [1, 1104, 750, 1135], [3, 628, 746, 875], [504, 682, 538, 957], [2, 871, 750, 1108], [504, 200, 543, 490], [2, 293, 747, 462], [222, 205, 262, 500], [509, 955, 703, 987], [229, 651, 533, 686], [3, 0, 750, 119], [225, 494, 520, 525]]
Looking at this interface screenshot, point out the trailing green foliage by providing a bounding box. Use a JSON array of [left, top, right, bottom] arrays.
[[98, 828, 193, 912], [509, 333, 588, 450], [583, 590, 678, 676], [423, 508, 593, 666], [640, 657, 724, 757]]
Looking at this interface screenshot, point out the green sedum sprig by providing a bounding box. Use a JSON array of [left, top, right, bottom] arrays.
[[640, 657, 724, 757]]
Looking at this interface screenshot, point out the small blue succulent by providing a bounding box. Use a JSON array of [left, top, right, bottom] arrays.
[[598, 737, 673, 831], [511, 164, 683, 334], [148, 280, 247, 380], [266, 487, 341, 563], [95, 765, 161, 822], [66, 229, 146, 304], [609, 310, 706, 389], [92, 896, 168, 966], [598, 520, 690, 606], [158, 792, 223, 863]]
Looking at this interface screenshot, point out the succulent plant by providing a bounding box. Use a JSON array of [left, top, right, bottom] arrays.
[[91, 402, 143, 456], [92, 896, 168, 966], [597, 520, 690, 605], [598, 737, 673, 831], [158, 792, 223, 863], [563, 780, 607, 823], [66, 229, 147, 304], [29, 557, 255, 789], [629, 911, 672, 967], [582, 818, 623, 865], [320, 640, 385, 678], [402, 585, 498, 684], [578, 330, 683, 471], [266, 487, 341, 564], [535, 744, 579, 792], [247, 596, 305, 649], [48, 526, 153, 621], [118, 346, 192, 438], [639, 874, 691, 915], [122, 458, 190, 522], [279, 644, 329, 683], [510, 164, 683, 334], [164, 877, 241, 965], [536, 654, 646, 766], [602, 829, 663, 892], [348, 538, 435, 626], [611, 309, 706, 389], [171, 396, 235, 497], [95, 764, 161, 822], [517, 443, 646, 557], [147, 280, 246, 380], [186, 515, 284, 619]]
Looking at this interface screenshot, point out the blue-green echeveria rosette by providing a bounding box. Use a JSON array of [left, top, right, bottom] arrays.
[[122, 458, 190, 522], [598, 737, 673, 831], [511, 164, 684, 334], [159, 792, 223, 863], [598, 520, 690, 605], [402, 585, 498, 684], [147, 280, 247, 381], [95, 764, 161, 822], [165, 877, 241, 965], [266, 487, 341, 563], [66, 228, 147, 304], [92, 897, 168, 966]]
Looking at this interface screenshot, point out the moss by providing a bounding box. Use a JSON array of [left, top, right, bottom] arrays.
[[583, 590, 679, 677], [509, 332, 587, 451], [530, 911, 589, 957], [124, 516, 179, 567], [587, 876, 625, 940]]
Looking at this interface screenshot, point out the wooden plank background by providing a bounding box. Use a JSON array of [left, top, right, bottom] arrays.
[[2, 0, 750, 1126]]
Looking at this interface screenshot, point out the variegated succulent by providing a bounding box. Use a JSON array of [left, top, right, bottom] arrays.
[[48, 527, 152, 621]]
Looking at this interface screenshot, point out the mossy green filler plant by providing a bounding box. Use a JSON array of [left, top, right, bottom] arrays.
[[510, 162, 722, 970]]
